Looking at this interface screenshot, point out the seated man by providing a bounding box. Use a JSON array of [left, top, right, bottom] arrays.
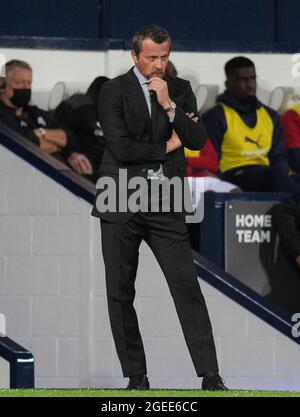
[[281, 104, 300, 175], [202, 56, 300, 193], [54, 76, 109, 183], [271, 195, 300, 270], [0, 59, 92, 175]]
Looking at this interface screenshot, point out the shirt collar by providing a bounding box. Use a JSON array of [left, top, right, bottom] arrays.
[[133, 66, 148, 85]]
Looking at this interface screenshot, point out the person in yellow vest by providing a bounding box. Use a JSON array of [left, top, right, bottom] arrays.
[[184, 139, 240, 192], [202, 56, 300, 192]]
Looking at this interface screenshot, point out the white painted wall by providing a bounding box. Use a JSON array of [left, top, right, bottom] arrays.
[[0, 355, 9, 388], [0, 313, 5, 335], [1, 143, 300, 390], [1, 47, 300, 109]]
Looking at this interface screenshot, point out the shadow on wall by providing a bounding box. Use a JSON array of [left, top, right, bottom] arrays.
[[259, 213, 300, 314]]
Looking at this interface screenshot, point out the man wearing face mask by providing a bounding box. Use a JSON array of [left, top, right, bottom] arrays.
[[0, 60, 92, 175], [202, 56, 300, 192]]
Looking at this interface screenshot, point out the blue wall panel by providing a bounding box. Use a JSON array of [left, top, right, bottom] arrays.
[[277, 0, 300, 43], [107, 0, 274, 42], [0, 0, 99, 38], [1, 0, 300, 52]]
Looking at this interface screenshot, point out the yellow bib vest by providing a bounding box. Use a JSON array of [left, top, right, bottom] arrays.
[[184, 148, 200, 158], [220, 104, 273, 173]]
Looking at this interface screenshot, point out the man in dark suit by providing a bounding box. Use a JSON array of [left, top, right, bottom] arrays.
[[91, 25, 227, 391]]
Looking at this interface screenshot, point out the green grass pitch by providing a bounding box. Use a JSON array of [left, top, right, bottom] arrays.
[[0, 389, 300, 397]]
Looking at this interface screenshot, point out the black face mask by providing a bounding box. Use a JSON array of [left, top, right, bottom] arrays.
[[10, 88, 31, 107]]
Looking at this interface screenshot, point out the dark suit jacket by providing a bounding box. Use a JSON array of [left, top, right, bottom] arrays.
[[91, 67, 208, 223]]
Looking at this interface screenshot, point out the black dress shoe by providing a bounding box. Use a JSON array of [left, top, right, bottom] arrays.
[[126, 375, 150, 390], [202, 372, 228, 391]]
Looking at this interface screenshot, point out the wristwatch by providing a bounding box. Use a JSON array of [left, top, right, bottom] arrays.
[[163, 101, 176, 113]]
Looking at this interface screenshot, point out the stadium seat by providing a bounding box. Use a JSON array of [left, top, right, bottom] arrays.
[[48, 81, 88, 110], [278, 87, 300, 114], [194, 84, 219, 114], [268, 86, 294, 114]]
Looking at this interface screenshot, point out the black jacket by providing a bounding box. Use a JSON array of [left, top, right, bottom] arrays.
[[91, 67, 208, 223], [271, 195, 300, 261], [55, 94, 105, 171], [0, 100, 79, 158]]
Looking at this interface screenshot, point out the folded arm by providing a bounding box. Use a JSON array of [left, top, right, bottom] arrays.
[[172, 82, 208, 150]]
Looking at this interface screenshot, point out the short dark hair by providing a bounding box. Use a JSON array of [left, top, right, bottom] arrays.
[[131, 25, 172, 56], [5, 59, 32, 76], [224, 56, 255, 77], [86, 76, 109, 103]]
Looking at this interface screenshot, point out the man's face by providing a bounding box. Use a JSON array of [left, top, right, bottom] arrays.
[[131, 38, 170, 79], [226, 66, 257, 102], [4, 67, 32, 101]]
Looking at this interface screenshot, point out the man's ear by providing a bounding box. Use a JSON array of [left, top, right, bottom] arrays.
[[131, 50, 138, 65], [0, 78, 6, 91]]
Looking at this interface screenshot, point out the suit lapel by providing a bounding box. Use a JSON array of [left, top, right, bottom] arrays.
[[126, 68, 151, 125], [124, 69, 174, 141]]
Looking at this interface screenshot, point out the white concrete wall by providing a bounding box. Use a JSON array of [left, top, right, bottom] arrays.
[[1, 47, 300, 108], [0, 355, 9, 388], [1, 143, 300, 390], [0, 313, 5, 335]]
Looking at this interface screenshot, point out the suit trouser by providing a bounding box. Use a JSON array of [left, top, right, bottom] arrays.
[[100, 211, 218, 377]]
